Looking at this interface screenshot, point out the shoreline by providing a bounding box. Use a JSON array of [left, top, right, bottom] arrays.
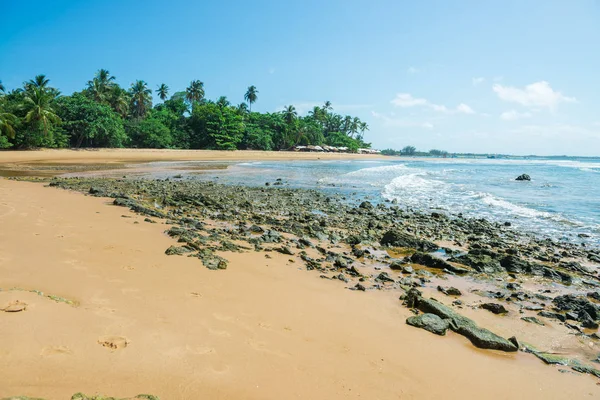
[[1, 152, 600, 399], [1, 178, 599, 399]]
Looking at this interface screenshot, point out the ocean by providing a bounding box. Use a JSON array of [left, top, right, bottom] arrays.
[[140, 157, 600, 247]]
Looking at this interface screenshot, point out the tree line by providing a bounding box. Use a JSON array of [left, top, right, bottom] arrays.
[[381, 146, 449, 157], [0, 70, 370, 151]]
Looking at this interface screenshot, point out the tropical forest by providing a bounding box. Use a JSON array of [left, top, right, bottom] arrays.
[[0, 70, 370, 151]]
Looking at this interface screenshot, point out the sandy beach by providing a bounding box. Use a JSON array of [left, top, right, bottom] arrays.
[[0, 151, 599, 399]]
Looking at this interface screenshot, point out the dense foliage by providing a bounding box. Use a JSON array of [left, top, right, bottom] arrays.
[[0, 72, 370, 151]]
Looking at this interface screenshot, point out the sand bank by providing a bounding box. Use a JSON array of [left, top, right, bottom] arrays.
[[1, 179, 598, 399]]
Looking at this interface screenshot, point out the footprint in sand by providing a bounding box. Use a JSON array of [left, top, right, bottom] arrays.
[[97, 335, 129, 350], [1, 300, 27, 312], [41, 345, 72, 357]]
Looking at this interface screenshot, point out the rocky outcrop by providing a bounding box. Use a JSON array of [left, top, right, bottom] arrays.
[[380, 230, 438, 252], [406, 313, 450, 335], [515, 174, 531, 181], [404, 289, 517, 352]]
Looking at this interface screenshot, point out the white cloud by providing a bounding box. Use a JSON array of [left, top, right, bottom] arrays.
[[371, 111, 433, 129], [493, 81, 576, 109], [472, 77, 485, 86], [391, 93, 428, 107], [457, 103, 475, 114], [500, 110, 532, 121], [391, 93, 475, 114], [407, 66, 419, 74]]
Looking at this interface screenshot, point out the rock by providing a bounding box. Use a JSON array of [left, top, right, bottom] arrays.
[[359, 201, 373, 210], [552, 294, 599, 320], [389, 260, 406, 271], [336, 273, 349, 283], [380, 230, 439, 252], [275, 246, 294, 255], [481, 303, 508, 315], [402, 265, 414, 274], [515, 174, 531, 181], [410, 252, 469, 274], [437, 286, 462, 296], [533, 352, 571, 365], [376, 272, 395, 283], [537, 311, 566, 322], [588, 292, 600, 301], [408, 293, 517, 352], [406, 313, 450, 336], [164, 246, 193, 256], [450, 251, 502, 274], [351, 283, 366, 291], [521, 316, 545, 326]]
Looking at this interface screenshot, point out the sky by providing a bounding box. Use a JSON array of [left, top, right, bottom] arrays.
[[1, 0, 599, 156]]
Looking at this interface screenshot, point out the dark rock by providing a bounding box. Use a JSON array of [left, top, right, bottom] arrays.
[[588, 292, 600, 301], [450, 251, 502, 274], [481, 303, 508, 315], [437, 286, 462, 296], [275, 246, 294, 255], [515, 174, 531, 181], [521, 316, 545, 326], [537, 311, 566, 322], [553, 294, 600, 320], [406, 313, 450, 336], [376, 272, 395, 283], [359, 201, 373, 210], [380, 230, 438, 252], [410, 252, 470, 274], [409, 294, 517, 352], [352, 283, 366, 291]]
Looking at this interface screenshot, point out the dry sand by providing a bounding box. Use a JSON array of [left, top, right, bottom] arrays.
[[0, 152, 599, 399]]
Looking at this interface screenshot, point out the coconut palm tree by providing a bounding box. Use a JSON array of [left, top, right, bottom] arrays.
[[283, 105, 297, 125], [156, 83, 169, 101], [129, 80, 152, 118], [22, 87, 61, 134], [358, 121, 369, 140], [108, 86, 130, 117], [0, 80, 5, 94], [0, 97, 17, 138], [322, 101, 333, 112], [25, 74, 50, 91], [87, 69, 116, 102], [216, 96, 230, 108], [244, 85, 258, 112], [237, 102, 249, 114], [185, 80, 204, 104]]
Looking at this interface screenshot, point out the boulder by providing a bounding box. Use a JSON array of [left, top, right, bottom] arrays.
[[380, 230, 439, 252], [410, 252, 470, 274], [515, 174, 531, 181], [405, 290, 517, 352], [450, 251, 503, 274], [406, 313, 450, 336], [481, 303, 508, 315], [437, 286, 462, 296]]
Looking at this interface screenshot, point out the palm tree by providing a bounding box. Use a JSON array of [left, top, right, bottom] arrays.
[[129, 80, 152, 118], [0, 96, 17, 139], [237, 102, 249, 114], [244, 85, 258, 112], [87, 69, 116, 102], [216, 96, 230, 108], [185, 80, 204, 104], [0, 80, 5, 94], [25, 74, 50, 91], [358, 122, 369, 140], [108, 86, 130, 117], [283, 105, 297, 124], [156, 83, 169, 101], [322, 101, 332, 112], [22, 87, 61, 134]]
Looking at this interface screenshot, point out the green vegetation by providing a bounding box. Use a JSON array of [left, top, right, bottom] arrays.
[[381, 146, 450, 157], [0, 71, 370, 151]]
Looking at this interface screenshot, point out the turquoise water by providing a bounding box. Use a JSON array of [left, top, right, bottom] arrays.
[[142, 157, 600, 246]]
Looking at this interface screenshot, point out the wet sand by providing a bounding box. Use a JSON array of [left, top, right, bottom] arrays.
[[1, 180, 599, 398]]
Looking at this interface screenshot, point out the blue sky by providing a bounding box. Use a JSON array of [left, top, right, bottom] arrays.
[[1, 0, 599, 156]]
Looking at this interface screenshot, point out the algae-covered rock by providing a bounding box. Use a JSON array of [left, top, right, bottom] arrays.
[[380, 230, 438, 252], [406, 313, 450, 335], [410, 252, 469, 274]]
